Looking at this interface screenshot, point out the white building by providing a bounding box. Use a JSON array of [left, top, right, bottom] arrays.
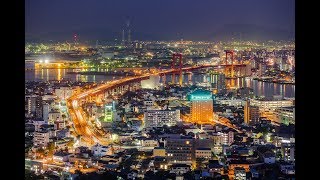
[[234, 167, 246, 180], [215, 99, 245, 107], [142, 139, 159, 147], [55, 86, 80, 100], [53, 152, 72, 163], [274, 106, 295, 125], [212, 131, 234, 146], [250, 99, 293, 111], [144, 109, 180, 128], [91, 144, 113, 157], [281, 143, 295, 162], [26, 95, 38, 115], [170, 164, 191, 175], [33, 130, 50, 147], [195, 148, 212, 159]]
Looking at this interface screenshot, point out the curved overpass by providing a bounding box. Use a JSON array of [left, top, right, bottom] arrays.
[[67, 65, 243, 146]]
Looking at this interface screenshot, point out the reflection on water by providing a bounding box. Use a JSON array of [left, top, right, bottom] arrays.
[[25, 69, 295, 98], [26, 68, 116, 83]]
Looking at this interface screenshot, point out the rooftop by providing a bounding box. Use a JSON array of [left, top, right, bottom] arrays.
[[53, 151, 72, 157], [188, 89, 212, 101], [196, 148, 211, 151], [171, 164, 191, 168]]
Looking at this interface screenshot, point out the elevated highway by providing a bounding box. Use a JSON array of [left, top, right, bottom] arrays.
[[67, 64, 245, 146]]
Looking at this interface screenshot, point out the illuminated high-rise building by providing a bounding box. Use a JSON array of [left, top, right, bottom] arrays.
[[244, 100, 260, 125], [188, 89, 213, 123], [209, 72, 226, 92], [104, 101, 115, 122], [35, 96, 43, 119]]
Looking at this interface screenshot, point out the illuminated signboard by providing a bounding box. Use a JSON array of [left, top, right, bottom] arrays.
[[189, 95, 212, 101], [188, 89, 213, 101]]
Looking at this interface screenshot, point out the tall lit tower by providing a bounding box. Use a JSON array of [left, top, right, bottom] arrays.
[[121, 29, 125, 45], [74, 34, 78, 45], [244, 99, 250, 124], [188, 89, 214, 123], [171, 53, 183, 86]]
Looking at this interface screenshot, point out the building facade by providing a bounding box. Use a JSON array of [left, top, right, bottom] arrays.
[[250, 99, 293, 111], [144, 109, 180, 128], [189, 89, 214, 123], [195, 148, 212, 159], [274, 106, 295, 125], [244, 100, 260, 125], [33, 130, 50, 147], [165, 136, 194, 164]]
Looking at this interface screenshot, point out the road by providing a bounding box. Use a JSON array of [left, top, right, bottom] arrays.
[[214, 116, 243, 133], [66, 65, 244, 146]]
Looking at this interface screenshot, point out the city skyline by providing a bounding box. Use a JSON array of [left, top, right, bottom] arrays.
[[25, 1, 295, 179]]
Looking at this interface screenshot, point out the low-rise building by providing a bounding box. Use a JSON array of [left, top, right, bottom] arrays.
[[195, 148, 212, 159], [212, 131, 234, 146], [207, 160, 224, 176], [250, 99, 293, 111], [281, 143, 295, 162], [142, 139, 159, 147], [56, 129, 70, 139], [127, 170, 138, 180], [216, 99, 245, 107], [263, 151, 276, 164], [144, 109, 180, 128], [165, 136, 194, 164], [144, 100, 154, 106], [92, 143, 113, 157], [48, 111, 61, 124], [153, 147, 166, 157], [32, 118, 46, 132], [54, 120, 65, 130], [274, 106, 295, 125], [280, 163, 295, 175], [170, 164, 191, 175], [53, 152, 72, 163], [33, 130, 50, 147], [234, 167, 246, 180]]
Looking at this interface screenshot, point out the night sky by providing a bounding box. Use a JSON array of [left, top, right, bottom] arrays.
[[25, 0, 295, 42]]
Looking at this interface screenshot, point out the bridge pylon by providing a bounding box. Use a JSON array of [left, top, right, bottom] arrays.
[[172, 53, 183, 86]]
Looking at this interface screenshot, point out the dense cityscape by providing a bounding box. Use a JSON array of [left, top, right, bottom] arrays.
[[25, 1, 295, 180]]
